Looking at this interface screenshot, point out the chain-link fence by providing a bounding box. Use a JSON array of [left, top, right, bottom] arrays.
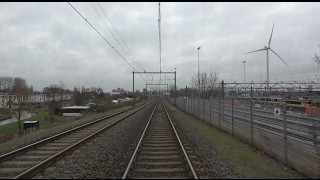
[[165, 81, 320, 179]]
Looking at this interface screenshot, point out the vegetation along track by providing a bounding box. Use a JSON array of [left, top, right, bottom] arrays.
[[0, 101, 152, 179], [122, 98, 199, 179]]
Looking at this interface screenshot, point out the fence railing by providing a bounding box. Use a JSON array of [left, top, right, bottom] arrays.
[[165, 95, 320, 179]]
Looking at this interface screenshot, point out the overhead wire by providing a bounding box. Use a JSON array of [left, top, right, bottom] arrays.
[[158, 2, 161, 74], [93, 2, 150, 80], [97, 2, 148, 75], [67, 2, 147, 82], [158, 2, 162, 90]]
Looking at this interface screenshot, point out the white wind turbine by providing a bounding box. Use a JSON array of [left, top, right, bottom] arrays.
[[245, 22, 289, 91]]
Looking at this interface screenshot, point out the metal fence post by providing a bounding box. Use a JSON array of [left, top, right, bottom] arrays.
[[219, 98, 221, 129], [264, 86, 267, 109], [187, 99, 189, 114], [186, 85, 188, 114], [232, 97, 234, 137], [194, 89, 195, 116], [283, 104, 288, 166], [210, 96, 212, 126], [250, 86, 253, 147], [184, 98, 186, 112], [222, 80, 225, 125], [184, 98, 185, 112], [203, 97, 205, 122], [198, 87, 200, 120]]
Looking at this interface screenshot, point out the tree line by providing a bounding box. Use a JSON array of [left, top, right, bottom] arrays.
[[0, 77, 124, 106], [0, 76, 133, 134], [0, 76, 32, 95]]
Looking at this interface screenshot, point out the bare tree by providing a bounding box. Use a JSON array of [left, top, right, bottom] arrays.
[[89, 86, 98, 101], [73, 86, 82, 105], [190, 69, 220, 99], [59, 80, 66, 114], [169, 84, 179, 97], [190, 73, 200, 90], [29, 85, 33, 94], [12, 77, 29, 94], [0, 76, 14, 93], [43, 84, 60, 122], [96, 87, 104, 100], [81, 86, 89, 104], [312, 44, 320, 65], [207, 69, 220, 98], [11, 94, 29, 133], [10, 77, 30, 133], [312, 44, 320, 80]]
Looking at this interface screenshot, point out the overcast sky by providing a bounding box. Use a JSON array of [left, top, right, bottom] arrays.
[[1, 2, 320, 93]]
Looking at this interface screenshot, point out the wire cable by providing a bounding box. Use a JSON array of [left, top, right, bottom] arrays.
[[97, 2, 147, 74], [67, 2, 147, 82], [158, 2, 162, 91]]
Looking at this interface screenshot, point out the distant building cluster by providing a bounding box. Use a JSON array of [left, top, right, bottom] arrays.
[[0, 93, 72, 108], [110, 87, 131, 97], [0, 86, 134, 108], [109, 87, 133, 105]]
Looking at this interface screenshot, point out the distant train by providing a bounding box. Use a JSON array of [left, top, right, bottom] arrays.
[[229, 96, 320, 115], [251, 96, 320, 114], [252, 97, 282, 104], [252, 96, 317, 107]]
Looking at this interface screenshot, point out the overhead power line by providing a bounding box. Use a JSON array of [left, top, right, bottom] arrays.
[[158, 2, 161, 73], [97, 2, 147, 74], [158, 2, 162, 85], [67, 2, 146, 82]]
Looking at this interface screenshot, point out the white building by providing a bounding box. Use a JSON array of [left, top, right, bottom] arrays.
[[0, 93, 73, 108]]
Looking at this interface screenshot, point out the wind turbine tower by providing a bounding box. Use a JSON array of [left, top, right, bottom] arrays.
[[244, 22, 289, 91]]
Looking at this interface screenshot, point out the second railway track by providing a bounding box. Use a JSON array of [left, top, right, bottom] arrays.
[[0, 101, 150, 179]]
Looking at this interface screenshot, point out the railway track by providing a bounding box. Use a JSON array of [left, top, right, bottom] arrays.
[[198, 101, 319, 142], [0, 101, 152, 179], [122, 99, 198, 179]]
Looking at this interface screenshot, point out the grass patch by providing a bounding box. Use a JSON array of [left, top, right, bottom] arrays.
[[0, 101, 143, 135], [0, 113, 12, 121], [168, 102, 307, 179], [0, 101, 145, 153], [0, 109, 58, 135]]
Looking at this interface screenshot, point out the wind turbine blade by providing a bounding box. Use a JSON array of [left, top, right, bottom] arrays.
[[268, 22, 275, 47], [269, 48, 290, 67], [244, 48, 267, 54]]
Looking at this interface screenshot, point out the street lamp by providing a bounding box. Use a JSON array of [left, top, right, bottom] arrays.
[[198, 48, 201, 86], [174, 68, 177, 106], [242, 61, 246, 107], [198, 47, 201, 76], [197, 47, 201, 117]]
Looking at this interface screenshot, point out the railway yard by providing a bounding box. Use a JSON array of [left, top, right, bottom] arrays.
[[0, 98, 310, 179]]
